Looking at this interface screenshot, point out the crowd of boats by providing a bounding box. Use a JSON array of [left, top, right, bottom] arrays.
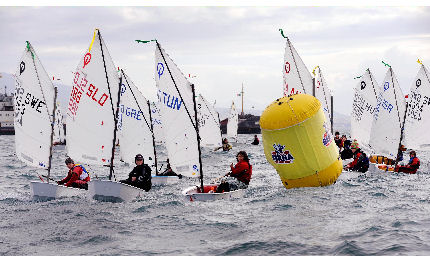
[[12, 28, 430, 202]]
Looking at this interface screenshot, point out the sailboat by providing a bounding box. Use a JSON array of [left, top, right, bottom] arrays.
[[369, 67, 406, 159], [14, 42, 81, 199], [65, 29, 144, 202], [197, 94, 222, 148], [403, 62, 430, 150], [351, 68, 380, 150], [153, 41, 244, 201], [313, 66, 334, 133], [226, 101, 238, 142], [53, 101, 65, 145], [282, 36, 313, 96]]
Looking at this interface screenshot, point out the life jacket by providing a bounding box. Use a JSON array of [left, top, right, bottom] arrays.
[[73, 164, 90, 181], [409, 157, 420, 170]]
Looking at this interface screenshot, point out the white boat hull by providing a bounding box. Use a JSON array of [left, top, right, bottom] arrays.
[[88, 180, 146, 202], [182, 184, 245, 202], [30, 181, 85, 199], [151, 175, 179, 185]]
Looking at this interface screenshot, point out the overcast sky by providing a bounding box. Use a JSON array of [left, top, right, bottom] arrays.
[[1, 6, 430, 115]]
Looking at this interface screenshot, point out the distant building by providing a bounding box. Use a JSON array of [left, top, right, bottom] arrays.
[[0, 90, 14, 135]]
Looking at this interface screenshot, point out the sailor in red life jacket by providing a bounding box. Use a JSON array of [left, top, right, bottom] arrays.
[[395, 150, 420, 174], [57, 157, 90, 190], [216, 151, 252, 193]]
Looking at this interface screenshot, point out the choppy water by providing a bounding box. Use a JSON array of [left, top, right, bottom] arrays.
[[1, 134, 430, 255]]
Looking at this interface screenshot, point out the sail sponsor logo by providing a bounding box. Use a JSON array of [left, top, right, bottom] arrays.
[[360, 81, 366, 90], [352, 92, 374, 122], [68, 71, 109, 119], [383, 82, 390, 91], [19, 61, 25, 75], [284, 62, 291, 74], [157, 90, 183, 111], [157, 63, 164, 79], [192, 164, 199, 176], [271, 144, 294, 164], [14, 85, 47, 126], [83, 53, 91, 69], [322, 122, 333, 147]]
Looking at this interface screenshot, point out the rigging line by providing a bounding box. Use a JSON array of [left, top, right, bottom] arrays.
[[121, 70, 153, 132], [389, 68, 403, 131], [147, 100, 159, 176], [200, 94, 220, 128], [27, 42, 52, 123], [287, 37, 307, 94], [422, 64, 430, 84], [367, 68, 378, 99], [98, 30, 117, 121], [156, 41, 199, 136]]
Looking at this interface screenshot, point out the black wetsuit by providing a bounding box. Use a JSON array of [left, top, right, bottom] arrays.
[[120, 164, 152, 192]]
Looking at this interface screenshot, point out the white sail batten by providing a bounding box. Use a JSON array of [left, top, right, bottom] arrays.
[[369, 68, 406, 158], [283, 38, 313, 96], [14, 43, 55, 169], [197, 94, 222, 148], [155, 43, 200, 178], [314, 66, 332, 124], [351, 69, 379, 148], [227, 101, 238, 141], [66, 30, 120, 166], [404, 64, 430, 150], [118, 71, 155, 167], [150, 101, 165, 144]]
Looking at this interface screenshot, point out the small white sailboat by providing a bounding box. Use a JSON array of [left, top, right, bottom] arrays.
[[369, 67, 406, 159], [53, 101, 65, 145], [226, 101, 238, 143], [351, 68, 380, 150], [197, 94, 222, 148], [403, 62, 430, 150], [282, 34, 313, 96], [153, 41, 244, 201], [14, 41, 82, 199], [313, 66, 334, 132]]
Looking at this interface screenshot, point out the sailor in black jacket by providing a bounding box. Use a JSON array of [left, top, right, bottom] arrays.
[[120, 154, 152, 192]]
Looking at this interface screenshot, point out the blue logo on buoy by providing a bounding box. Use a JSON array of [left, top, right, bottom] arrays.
[[271, 144, 294, 164]]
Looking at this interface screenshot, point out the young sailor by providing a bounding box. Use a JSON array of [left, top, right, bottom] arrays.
[[120, 154, 152, 191], [251, 135, 260, 145], [57, 157, 90, 190], [216, 151, 252, 193], [159, 158, 183, 179], [394, 150, 420, 174], [334, 131, 342, 151], [343, 140, 369, 173], [340, 135, 353, 160], [215, 138, 232, 151]]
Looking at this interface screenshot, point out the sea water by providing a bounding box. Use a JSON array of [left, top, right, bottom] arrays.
[[1, 134, 430, 255]]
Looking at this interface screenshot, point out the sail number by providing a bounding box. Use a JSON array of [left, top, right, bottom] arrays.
[[283, 61, 301, 96], [407, 92, 430, 121], [374, 95, 394, 121], [157, 90, 183, 111], [68, 71, 109, 118], [352, 92, 374, 122]]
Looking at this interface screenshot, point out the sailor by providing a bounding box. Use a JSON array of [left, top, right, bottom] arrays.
[[394, 150, 420, 174], [343, 140, 369, 173], [120, 154, 152, 191], [215, 138, 232, 151], [251, 135, 260, 145], [58, 157, 90, 190], [216, 151, 252, 193], [340, 135, 353, 160], [159, 158, 182, 179], [334, 131, 343, 151]]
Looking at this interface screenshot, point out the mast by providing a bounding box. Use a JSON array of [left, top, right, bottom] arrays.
[[109, 75, 122, 180], [147, 100, 159, 175], [47, 86, 58, 182], [312, 77, 315, 96], [241, 83, 244, 116], [331, 95, 334, 134], [192, 84, 204, 191], [391, 67, 406, 168]]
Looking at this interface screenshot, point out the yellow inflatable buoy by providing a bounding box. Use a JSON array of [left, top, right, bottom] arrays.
[[259, 94, 343, 189]]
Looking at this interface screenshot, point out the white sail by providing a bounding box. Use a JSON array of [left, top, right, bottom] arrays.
[[14, 42, 55, 169], [118, 71, 156, 167], [314, 66, 332, 124], [227, 101, 238, 141], [150, 101, 165, 144], [53, 102, 65, 144], [351, 69, 379, 148], [369, 67, 406, 158], [403, 64, 430, 150], [197, 94, 222, 148], [66, 30, 119, 166], [155, 43, 200, 178], [283, 37, 313, 96]]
